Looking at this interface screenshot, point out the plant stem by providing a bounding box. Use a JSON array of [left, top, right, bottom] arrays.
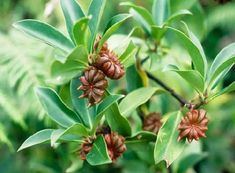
[[146, 71, 192, 108]]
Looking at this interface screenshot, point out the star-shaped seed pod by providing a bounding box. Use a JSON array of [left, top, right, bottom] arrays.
[[91, 36, 125, 80], [143, 112, 162, 134], [104, 132, 126, 161], [94, 52, 125, 80], [178, 109, 209, 143], [78, 66, 108, 107]]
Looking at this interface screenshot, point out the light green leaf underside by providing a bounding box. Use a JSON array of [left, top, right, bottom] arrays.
[[154, 111, 186, 167], [18, 129, 54, 151]]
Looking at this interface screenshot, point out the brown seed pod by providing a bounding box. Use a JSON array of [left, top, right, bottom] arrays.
[[143, 112, 162, 134], [79, 136, 96, 160], [94, 53, 125, 80], [178, 109, 209, 143], [104, 132, 126, 161], [78, 66, 108, 107], [91, 35, 125, 80]]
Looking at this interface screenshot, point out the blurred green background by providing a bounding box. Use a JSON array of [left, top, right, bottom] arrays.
[[0, 0, 235, 172]]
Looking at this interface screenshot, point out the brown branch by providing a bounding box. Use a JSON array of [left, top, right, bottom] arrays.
[[146, 71, 192, 109]]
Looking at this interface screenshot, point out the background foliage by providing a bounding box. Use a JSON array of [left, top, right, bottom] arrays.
[[0, 0, 235, 172]]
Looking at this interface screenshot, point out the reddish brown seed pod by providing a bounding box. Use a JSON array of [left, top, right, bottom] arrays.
[[143, 112, 162, 134], [78, 66, 108, 107], [94, 52, 125, 80], [104, 132, 126, 161], [91, 35, 125, 80], [79, 136, 96, 160], [177, 109, 209, 143]]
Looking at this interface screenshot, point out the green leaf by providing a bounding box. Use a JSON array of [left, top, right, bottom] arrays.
[[97, 13, 131, 52], [51, 45, 88, 85], [88, 0, 107, 51], [120, 2, 154, 33], [176, 153, 207, 173], [126, 65, 144, 92], [119, 87, 164, 117], [91, 94, 124, 134], [86, 135, 112, 165], [126, 142, 155, 165], [209, 81, 235, 101], [168, 27, 206, 76], [154, 111, 186, 167], [36, 87, 81, 128], [13, 19, 74, 53], [119, 41, 138, 68], [166, 9, 192, 24], [126, 131, 157, 142], [152, 0, 170, 26], [60, 0, 85, 41], [165, 65, 205, 93], [105, 101, 132, 137], [50, 62, 82, 85], [18, 129, 54, 151], [208, 43, 235, 86], [73, 17, 90, 47], [70, 77, 91, 128], [181, 22, 208, 76], [151, 26, 167, 41], [50, 123, 88, 146]]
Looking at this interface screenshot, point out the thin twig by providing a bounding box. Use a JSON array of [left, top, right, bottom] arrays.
[[146, 71, 192, 109]]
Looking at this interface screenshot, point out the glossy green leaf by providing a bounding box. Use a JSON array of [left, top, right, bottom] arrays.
[[152, 0, 170, 26], [50, 62, 83, 85], [176, 153, 207, 173], [50, 123, 88, 146], [120, 2, 154, 33], [105, 101, 132, 137], [151, 26, 167, 41], [126, 65, 144, 92], [36, 87, 81, 128], [73, 17, 90, 47], [70, 77, 91, 128], [51, 45, 88, 85], [86, 135, 112, 165], [165, 65, 205, 93], [88, 0, 107, 51], [182, 22, 208, 76], [166, 9, 192, 24], [126, 142, 155, 165], [119, 41, 137, 68], [208, 43, 235, 86], [18, 129, 54, 151], [154, 111, 186, 167], [97, 14, 131, 52], [209, 81, 235, 101], [13, 19, 74, 53], [168, 27, 206, 76], [119, 87, 164, 117], [91, 94, 124, 134], [60, 0, 85, 41], [126, 131, 157, 142]]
